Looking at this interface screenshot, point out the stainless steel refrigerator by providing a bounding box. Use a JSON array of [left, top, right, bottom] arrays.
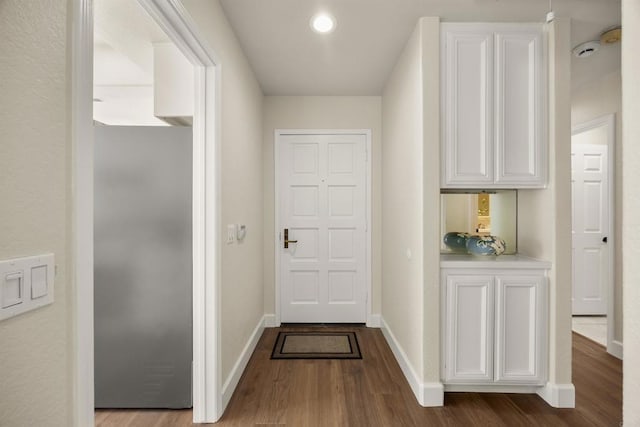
[[94, 126, 192, 408]]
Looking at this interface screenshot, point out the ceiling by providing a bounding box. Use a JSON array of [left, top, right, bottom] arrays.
[[218, 0, 622, 95], [93, 0, 621, 102]]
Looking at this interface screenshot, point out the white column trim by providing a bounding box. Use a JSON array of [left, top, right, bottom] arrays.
[[71, 1, 95, 425]]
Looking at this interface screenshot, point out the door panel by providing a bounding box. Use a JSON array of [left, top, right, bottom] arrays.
[[278, 133, 367, 323], [571, 142, 608, 315], [291, 271, 320, 303], [442, 29, 494, 185], [495, 275, 546, 384], [444, 275, 494, 383], [495, 30, 544, 185]]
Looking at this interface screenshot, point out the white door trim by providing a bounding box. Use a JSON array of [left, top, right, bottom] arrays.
[[70, 2, 95, 424], [571, 113, 618, 358], [274, 129, 372, 326], [71, 0, 223, 424]]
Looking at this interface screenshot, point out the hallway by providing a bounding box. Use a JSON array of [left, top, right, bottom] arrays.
[[96, 326, 622, 426], [572, 316, 608, 347]]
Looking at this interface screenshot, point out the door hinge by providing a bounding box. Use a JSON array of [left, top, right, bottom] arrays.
[[365, 148, 369, 162]]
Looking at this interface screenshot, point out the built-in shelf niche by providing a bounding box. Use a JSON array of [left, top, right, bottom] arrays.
[[440, 190, 517, 255]]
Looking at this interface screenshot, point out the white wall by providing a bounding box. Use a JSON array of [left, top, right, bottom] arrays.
[[262, 96, 382, 319], [421, 17, 442, 389], [380, 17, 441, 402], [490, 193, 517, 253], [622, 0, 640, 424], [443, 195, 472, 233], [153, 42, 194, 122], [572, 71, 623, 344], [0, 0, 71, 425], [182, 0, 265, 385], [518, 18, 574, 403], [382, 19, 425, 383]]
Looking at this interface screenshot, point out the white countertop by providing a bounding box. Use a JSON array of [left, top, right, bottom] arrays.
[[440, 253, 551, 269]]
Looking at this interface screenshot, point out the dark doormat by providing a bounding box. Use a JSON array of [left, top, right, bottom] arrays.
[[270, 331, 362, 360]]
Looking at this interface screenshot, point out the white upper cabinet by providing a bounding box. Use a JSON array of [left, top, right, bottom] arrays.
[[441, 24, 546, 188], [442, 29, 494, 185]]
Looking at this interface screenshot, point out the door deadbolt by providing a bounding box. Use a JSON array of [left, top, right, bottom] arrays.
[[284, 228, 298, 249]]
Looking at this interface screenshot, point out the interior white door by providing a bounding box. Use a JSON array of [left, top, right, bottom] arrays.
[[278, 133, 367, 323], [571, 142, 609, 315]]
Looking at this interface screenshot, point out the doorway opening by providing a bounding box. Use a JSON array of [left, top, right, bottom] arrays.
[[72, 0, 222, 423], [570, 114, 619, 358], [93, 0, 194, 410]]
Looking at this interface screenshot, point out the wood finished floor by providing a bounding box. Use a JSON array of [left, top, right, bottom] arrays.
[[95, 327, 622, 426]]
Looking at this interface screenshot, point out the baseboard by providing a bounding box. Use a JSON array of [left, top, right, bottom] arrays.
[[264, 313, 278, 327], [423, 382, 445, 407], [221, 316, 266, 409], [536, 382, 575, 408], [608, 339, 623, 360], [445, 384, 540, 393], [380, 317, 444, 407], [366, 313, 381, 328]]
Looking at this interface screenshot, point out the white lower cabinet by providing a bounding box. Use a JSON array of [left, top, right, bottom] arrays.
[[442, 269, 547, 386]]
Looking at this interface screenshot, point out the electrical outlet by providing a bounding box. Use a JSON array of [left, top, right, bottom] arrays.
[[226, 224, 236, 244]]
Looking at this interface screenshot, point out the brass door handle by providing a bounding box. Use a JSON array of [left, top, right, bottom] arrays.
[[284, 228, 298, 249]]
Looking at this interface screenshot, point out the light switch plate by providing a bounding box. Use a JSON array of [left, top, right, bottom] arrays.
[[2, 272, 23, 308], [31, 265, 48, 299], [226, 224, 236, 244], [0, 254, 54, 321]]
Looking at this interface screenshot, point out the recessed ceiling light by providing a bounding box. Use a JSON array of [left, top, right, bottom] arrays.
[[310, 13, 336, 34]]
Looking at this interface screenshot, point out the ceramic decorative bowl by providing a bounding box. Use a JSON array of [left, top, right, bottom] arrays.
[[466, 235, 506, 256], [443, 232, 471, 253]]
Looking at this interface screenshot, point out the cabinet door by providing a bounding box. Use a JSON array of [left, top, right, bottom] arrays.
[[494, 28, 545, 187], [442, 27, 494, 187], [444, 274, 494, 383], [494, 275, 547, 384]]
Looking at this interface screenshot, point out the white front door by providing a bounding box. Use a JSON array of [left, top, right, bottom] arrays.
[[277, 132, 368, 323], [571, 142, 609, 315]]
